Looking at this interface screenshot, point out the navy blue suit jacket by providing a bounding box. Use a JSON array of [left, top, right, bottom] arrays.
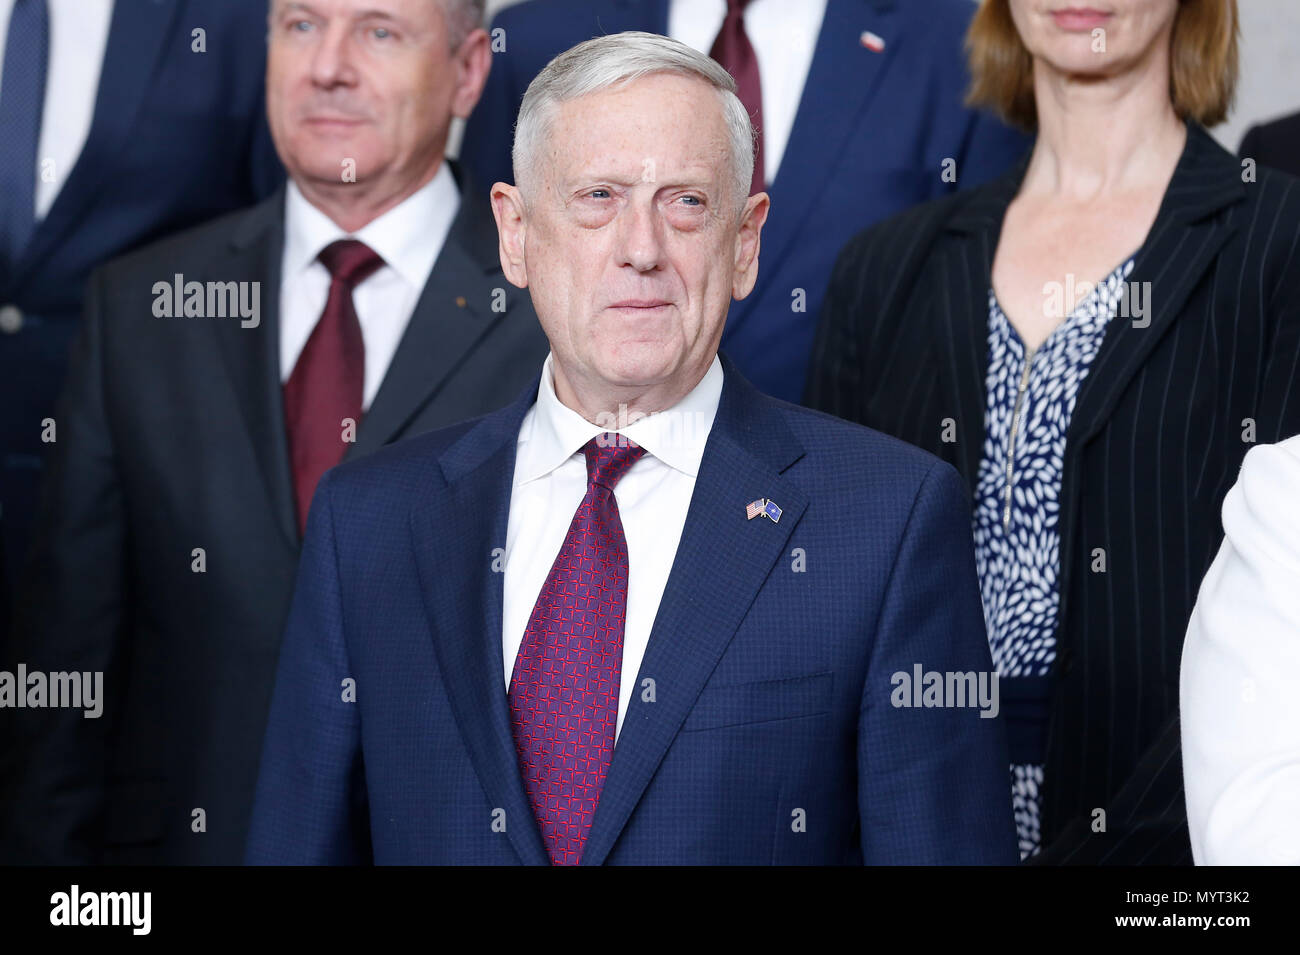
[[458, 0, 1028, 403], [247, 354, 1017, 865], [0, 0, 283, 626]]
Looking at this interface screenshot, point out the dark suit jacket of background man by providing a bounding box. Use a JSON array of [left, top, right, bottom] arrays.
[[0, 165, 550, 865], [458, 0, 1029, 404], [246, 354, 1018, 865], [1239, 109, 1300, 178], [0, 0, 285, 633]]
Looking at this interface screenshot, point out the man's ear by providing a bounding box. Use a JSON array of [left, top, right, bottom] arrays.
[[450, 27, 492, 120], [731, 191, 770, 301], [491, 183, 528, 289]]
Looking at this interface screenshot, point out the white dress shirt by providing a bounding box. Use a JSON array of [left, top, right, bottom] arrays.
[[0, 0, 114, 220], [279, 164, 459, 409], [1181, 435, 1300, 865], [668, 0, 826, 187], [502, 352, 724, 741]]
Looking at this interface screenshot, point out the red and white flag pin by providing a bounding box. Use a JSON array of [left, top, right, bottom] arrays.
[[860, 30, 886, 53]]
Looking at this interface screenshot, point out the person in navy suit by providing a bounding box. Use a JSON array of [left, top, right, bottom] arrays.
[[247, 32, 1016, 866], [0, 0, 284, 634], [458, 0, 1029, 403]]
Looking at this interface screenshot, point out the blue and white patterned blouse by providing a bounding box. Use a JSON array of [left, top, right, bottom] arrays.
[[974, 256, 1136, 859]]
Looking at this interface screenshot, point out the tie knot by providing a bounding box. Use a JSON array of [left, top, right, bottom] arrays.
[[582, 433, 647, 490], [724, 0, 753, 15], [318, 239, 384, 288]]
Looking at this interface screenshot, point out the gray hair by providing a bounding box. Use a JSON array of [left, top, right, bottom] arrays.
[[511, 31, 755, 215], [442, 0, 484, 49]]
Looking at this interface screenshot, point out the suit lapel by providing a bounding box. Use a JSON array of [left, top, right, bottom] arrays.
[[1069, 123, 1245, 448], [208, 161, 532, 552], [16, 0, 181, 280], [936, 160, 1027, 489], [1055, 123, 1244, 624], [208, 189, 300, 551], [349, 166, 510, 458], [410, 378, 550, 866], [580, 355, 808, 865], [409, 356, 807, 865], [731, 0, 900, 329]]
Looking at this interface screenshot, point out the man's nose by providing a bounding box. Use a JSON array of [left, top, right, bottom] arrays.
[[616, 199, 665, 273], [310, 21, 358, 88]]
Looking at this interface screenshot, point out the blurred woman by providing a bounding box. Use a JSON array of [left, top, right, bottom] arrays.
[[805, 0, 1300, 863]]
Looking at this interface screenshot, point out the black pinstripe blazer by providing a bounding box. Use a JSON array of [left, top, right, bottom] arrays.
[[804, 121, 1300, 864]]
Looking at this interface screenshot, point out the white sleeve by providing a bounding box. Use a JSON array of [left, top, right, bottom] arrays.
[[1181, 436, 1300, 865]]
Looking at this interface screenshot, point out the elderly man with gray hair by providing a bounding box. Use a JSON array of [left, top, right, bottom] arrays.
[[246, 31, 1016, 865]]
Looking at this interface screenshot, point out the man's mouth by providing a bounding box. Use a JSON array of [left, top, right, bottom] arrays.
[[608, 299, 672, 311], [301, 114, 369, 129]]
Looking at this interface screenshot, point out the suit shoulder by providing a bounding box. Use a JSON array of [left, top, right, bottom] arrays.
[[1224, 436, 1300, 561], [192, 0, 273, 30], [92, 198, 279, 285], [1245, 110, 1300, 150], [1230, 166, 1300, 283], [830, 187, 970, 283], [490, 0, 603, 33], [772, 397, 956, 491], [897, 0, 979, 42], [1242, 162, 1300, 213], [327, 417, 486, 499], [487, 0, 616, 77]]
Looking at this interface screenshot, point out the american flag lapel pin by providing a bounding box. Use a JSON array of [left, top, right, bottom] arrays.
[[764, 500, 783, 524], [860, 30, 886, 53], [746, 498, 767, 521]]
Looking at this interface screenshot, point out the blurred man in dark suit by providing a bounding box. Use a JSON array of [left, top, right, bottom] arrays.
[[459, 0, 1029, 402], [0, 0, 285, 632], [0, 0, 547, 864], [1239, 109, 1300, 178]]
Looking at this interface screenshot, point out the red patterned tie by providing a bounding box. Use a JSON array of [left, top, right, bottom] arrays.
[[710, 0, 765, 196], [283, 239, 383, 536], [509, 432, 647, 865]]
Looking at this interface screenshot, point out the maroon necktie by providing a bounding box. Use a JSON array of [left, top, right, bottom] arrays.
[[509, 433, 647, 865], [283, 239, 383, 536], [710, 0, 765, 196]]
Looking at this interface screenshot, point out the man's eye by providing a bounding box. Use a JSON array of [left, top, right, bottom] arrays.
[[678, 195, 702, 206], [290, 19, 313, 32], [372, 27, 391, 39], [587, 189, 612, 199]]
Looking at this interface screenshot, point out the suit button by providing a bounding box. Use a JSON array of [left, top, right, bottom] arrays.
[[0, 305, 22, 334]]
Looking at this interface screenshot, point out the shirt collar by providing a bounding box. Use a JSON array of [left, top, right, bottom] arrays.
[[516, 352, 724, 485], [282, 162, 460, 288]]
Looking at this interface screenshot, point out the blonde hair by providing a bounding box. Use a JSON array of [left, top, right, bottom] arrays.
[[965, 0, 1238, 131]]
